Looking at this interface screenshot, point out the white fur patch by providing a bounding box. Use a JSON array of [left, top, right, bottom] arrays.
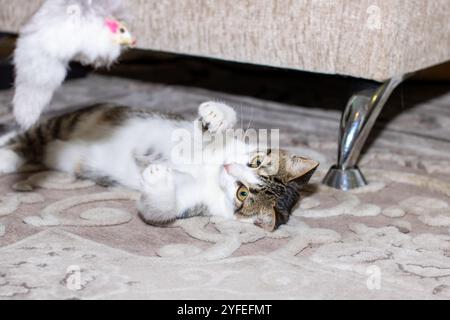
[[0, 149, 24, 175]]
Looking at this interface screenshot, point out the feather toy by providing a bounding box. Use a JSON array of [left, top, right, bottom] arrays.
[[13, 0, 135, 129]]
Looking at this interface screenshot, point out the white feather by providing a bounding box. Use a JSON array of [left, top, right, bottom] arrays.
[[12, 0, 130, 129]]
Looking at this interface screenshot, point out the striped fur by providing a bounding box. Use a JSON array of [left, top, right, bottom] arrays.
[[0, 102, 319, 231]]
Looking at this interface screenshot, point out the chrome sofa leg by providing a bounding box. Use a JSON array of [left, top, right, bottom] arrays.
[[322, 74, 407, 190]]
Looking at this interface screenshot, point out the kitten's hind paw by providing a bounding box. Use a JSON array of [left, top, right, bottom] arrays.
[[141, 164, 174, 192], [198, 101, 237, 134], [0, 149, 24, 175]]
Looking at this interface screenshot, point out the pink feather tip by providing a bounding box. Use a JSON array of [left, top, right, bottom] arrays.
[[105, 19, 120, 33]]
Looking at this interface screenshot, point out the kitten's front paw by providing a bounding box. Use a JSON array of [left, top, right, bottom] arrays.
[[141, 164, 174, 192], [199, 101, 237, 134]]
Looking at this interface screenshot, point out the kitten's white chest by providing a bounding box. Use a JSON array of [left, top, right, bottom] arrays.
[[174, 163, 234, 219], [202, 165, 234, 218]]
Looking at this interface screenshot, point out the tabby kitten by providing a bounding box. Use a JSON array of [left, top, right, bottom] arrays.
[[0, 102, 318, 230]]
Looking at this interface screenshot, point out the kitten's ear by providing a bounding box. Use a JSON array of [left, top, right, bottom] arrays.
[[254, 207, 290, 232], [285, 155, 319, 185], [254, 210, 276, 231]]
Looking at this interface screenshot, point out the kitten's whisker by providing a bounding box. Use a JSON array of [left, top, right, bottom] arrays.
[[240, 104, 244, 130], [246, 107, 254, 131]]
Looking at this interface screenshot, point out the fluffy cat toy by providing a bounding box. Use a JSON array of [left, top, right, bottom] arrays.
[[13, 0, 135, 129]]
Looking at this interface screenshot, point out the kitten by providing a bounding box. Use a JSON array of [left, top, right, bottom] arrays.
[[13, 0, 134, 129], [0, 102, 318, 231]]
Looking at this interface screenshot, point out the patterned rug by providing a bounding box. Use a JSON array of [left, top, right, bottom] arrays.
[[1, 74, 450, 299]]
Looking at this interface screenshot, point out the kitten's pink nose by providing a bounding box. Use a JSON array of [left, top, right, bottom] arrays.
[[224, 164, 232, 173]]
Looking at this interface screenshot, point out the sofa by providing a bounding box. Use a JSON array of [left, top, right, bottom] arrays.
[[1, 0, 449, 189]]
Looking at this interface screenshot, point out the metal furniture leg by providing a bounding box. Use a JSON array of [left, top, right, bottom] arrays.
[[322, 74, 407, 190]]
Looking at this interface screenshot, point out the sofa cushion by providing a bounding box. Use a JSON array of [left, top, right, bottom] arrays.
[[0, 0, 449, 81]]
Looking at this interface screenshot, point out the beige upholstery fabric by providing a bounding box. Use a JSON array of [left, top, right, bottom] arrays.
[[0, 0, 449, 81]]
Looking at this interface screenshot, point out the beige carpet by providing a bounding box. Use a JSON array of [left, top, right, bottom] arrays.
[[1, 74, 450, 299]]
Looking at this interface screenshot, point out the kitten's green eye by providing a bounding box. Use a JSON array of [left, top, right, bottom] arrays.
[[236, 185, 249, 202], [248, 155, 264, 168]]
